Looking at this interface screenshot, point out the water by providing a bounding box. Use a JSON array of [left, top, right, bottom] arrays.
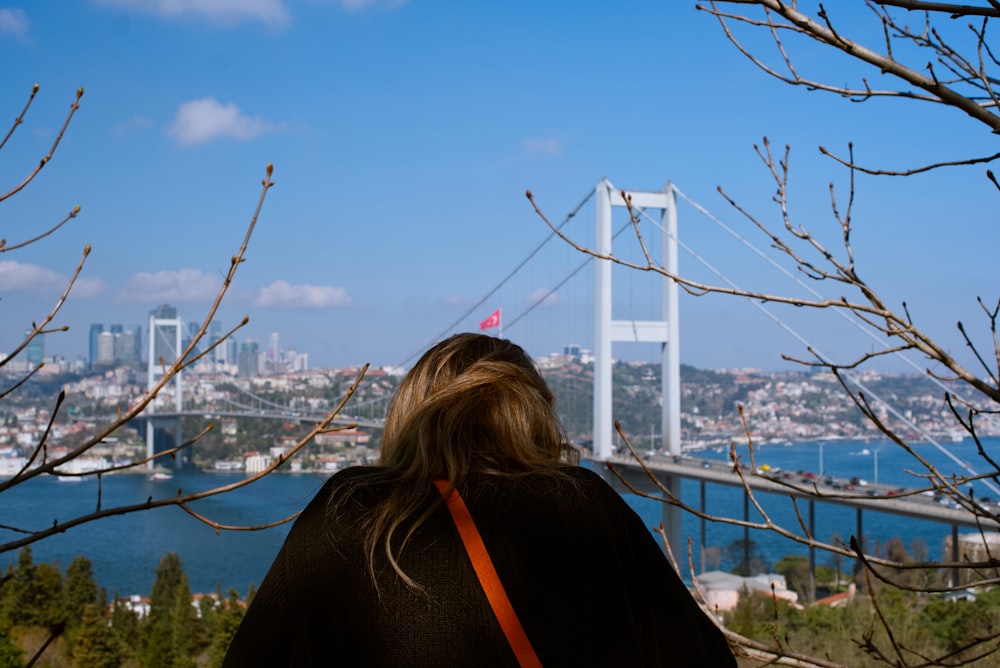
[[630, 436, 1000, 573], [0, 472, 328, 597], [2, 437, 997, 596]]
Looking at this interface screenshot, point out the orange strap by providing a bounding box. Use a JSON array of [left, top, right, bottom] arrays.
[[434, 480, 542, 668]]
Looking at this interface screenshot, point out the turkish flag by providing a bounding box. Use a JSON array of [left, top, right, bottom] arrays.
[[479, 308, 501, 331]]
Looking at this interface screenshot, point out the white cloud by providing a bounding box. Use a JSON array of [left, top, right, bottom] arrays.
[[0, 261, 63, 293], [0, 260, 107, 297], [166, 97, 281, 147], [0, 8, 28, 38], [253, 280, 352, 309], [91, 0, 289, 27], [521, 137, 562, 156], [72, 277, 109, 298], [526, 287, 559, 307], [119, 268, 221, 303]]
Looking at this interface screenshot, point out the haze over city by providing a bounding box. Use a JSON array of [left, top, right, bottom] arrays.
[[2, 2, 996, 373]]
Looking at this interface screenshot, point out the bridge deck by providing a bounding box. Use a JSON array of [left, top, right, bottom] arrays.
[[592, 452, 1000, 531]]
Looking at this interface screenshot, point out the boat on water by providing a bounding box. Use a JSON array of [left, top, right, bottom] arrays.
[[149, 472, 174, 482]]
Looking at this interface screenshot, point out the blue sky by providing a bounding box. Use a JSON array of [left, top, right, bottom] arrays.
[[1, 1, 997, 373]]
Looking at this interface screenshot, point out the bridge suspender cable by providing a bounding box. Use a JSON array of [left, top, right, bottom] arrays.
[[399, 176, 995, 496], [621, 182, 999, 498], [504, 216, 641, 332], [397, 188, 597, 367], [672, 186, 963, 390]]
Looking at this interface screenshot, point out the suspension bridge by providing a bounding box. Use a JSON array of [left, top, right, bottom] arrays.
[[140, 177, 999, 570]]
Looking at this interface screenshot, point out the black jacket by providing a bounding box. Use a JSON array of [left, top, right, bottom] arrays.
[[223, 466, 736, 667]]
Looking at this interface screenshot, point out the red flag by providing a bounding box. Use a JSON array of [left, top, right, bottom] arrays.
[[479, 308, 501, 331]]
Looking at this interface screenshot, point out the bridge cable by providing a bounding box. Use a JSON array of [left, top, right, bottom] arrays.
[[229, 372, 388, 416], [227, 381, 289, 411], [398, 187, 596, 367], [504, 218, 637, 332], [616, 181, 999, 497], [670, 184, 986, 425]]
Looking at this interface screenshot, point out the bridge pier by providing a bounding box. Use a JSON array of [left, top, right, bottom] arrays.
[[145, 416, 184, 469], [592, 180, 683, 559], [951, 524, 959, 587], [743, 490, 750, 574], [700, 481, 707, 574], [808, 499, 816, 603], [146, 310, 185, 470]]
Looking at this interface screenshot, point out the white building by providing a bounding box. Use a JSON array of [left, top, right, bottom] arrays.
[[695, 570, 800, 612]]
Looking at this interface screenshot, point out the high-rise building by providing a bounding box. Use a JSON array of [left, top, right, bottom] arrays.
[[115, 327, 141, 364], [97, 331, 115, 365], [208, 320, 222, 362], [89, 324, 104, 368], [24, 330, 44, 369], [183, 321, 201, 356], [123, 324, 142, 363], [108, 324, 125, 364], [287, 350, 309, 372], [222, 337, 237, 366], [238, 339, 260, 378], [150, 304, 177, 319], [268, 332, 280, 364], [89, 322, 141, 367]]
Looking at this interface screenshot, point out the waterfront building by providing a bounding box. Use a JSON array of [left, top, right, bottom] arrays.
[[695, 571, 799, 612], [244, 451, 270, 473]]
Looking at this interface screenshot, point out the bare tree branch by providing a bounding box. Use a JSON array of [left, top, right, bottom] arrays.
[[0, 86, 83, 203]]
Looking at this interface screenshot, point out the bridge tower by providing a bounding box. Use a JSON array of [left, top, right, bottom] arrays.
[[593, 179, 682, 554], [146, 309, 185, 469]]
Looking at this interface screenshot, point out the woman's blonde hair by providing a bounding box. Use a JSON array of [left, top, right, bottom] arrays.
[[335, 333, 578, 589]]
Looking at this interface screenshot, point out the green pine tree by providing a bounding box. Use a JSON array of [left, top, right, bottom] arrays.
[[63, 556, 99, 632], [205, 589, 245, 668], [5, 548, 63, 628], [194, 587, 222, 652], [71, 604, 121, 668], [167, 583, 196, 668], [0, 568, 17, 627], [141, 553, 196, 668], [110, 593, 139, 664]]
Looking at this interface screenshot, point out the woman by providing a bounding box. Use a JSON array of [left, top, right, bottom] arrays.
[[223, 334, 735, 666]]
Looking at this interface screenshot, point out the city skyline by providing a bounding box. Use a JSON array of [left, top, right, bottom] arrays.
[[82, 304, 309, 374], [2, 3, 997, 375]]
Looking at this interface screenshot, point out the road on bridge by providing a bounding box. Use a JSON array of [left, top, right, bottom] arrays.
[[593, 451, 1000, 531]]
